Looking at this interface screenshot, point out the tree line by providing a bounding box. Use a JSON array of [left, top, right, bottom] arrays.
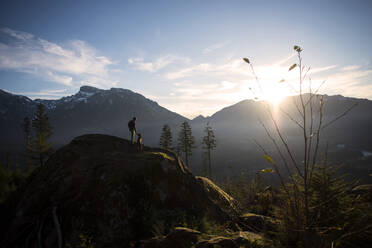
[[159, 121, 216, 178], [23, 103, 53, 168], [0, 103, 53, 203]]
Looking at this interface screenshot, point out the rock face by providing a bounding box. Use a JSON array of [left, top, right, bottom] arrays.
[[0, 134, 238, 248], [139, 227, 264, 248], [140, 227, 201, 248]]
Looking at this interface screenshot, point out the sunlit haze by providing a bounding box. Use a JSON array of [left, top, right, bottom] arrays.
[[1, 0, 372, 118]]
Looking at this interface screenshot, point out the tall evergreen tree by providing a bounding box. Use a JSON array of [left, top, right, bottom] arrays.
[[159, 124, 173, 150], [0, 163, 15, 204], [22, 117, 32, 166], [177, 121, 195, 166], [31, 104, 53, 167], [202, 123, 217, 178], [22, 117, 31, 144]]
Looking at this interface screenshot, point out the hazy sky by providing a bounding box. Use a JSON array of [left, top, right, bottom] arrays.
[[0, 0, 371, 118]]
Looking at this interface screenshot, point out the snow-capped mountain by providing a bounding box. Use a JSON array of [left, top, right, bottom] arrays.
[[0, 86, 187, 150]]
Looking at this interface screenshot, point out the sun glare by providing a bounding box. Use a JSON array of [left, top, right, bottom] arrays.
[[263, 88, 287, 105], [253, 65, 293, 106], [260, 81, 289, 105]]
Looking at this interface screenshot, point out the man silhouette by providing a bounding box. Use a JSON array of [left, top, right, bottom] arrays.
[[128, 117, 137, 144]]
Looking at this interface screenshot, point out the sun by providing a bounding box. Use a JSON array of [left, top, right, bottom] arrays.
[[251, 65, 291, 106], [262, 87, 287, 105], [241, 65, 293, 106], [258, 80, 289, 106]]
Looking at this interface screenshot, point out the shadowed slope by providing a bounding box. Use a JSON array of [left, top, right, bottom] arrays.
[[0, 134, 238, 248]]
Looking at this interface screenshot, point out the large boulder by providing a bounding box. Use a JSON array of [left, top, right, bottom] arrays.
[[139, 227, 201, 248], [0, 134, 238, 248], [239, 213, 277, 233], [139, 228, 265, 248], [196, 231, 264, 248]]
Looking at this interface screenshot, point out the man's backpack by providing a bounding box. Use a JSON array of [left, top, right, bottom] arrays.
[[128, 120, 135, 131]]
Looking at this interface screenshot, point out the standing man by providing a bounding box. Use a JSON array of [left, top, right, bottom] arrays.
[[128, 117, 137, 144]]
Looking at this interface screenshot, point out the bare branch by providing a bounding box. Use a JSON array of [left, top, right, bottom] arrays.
[[267, 108, 304, 178], [52, 206, 63, 248], [310, 96, 324, 173], [306, 78, 314, 175], [333, 224, 372, 243], [302, 66, 311, 82], [305, 80, 326, 106], [292, 96, 305, 117], [249, 63, 264, 97], [253, 138, 290, 195], [322, 103, 358, 130], [280, 107, 304, 130], [258, 120, 296, 179]]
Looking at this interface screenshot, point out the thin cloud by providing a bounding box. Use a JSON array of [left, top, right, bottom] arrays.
[[164, 59, 251, 80], [151, 79, 251, 118], [203, 41, 229, 54], [164, 56, 337, 81], [160, 53, 371, 118], [341, 65, 361, 71], [45, 72, 73, 86], [316, 68, 372, 99], [128, 54, 190, 72], [309, 65, 337, 74], [274, 53, 296, 66], [16, 89, 68, 99], [0, 28, 117, 88]]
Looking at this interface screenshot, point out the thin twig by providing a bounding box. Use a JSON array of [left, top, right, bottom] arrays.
[[333, 224, 372, 242], [270, 102, 303, 178], [306, 78, 314, 177], [253, 138, 290, 195], [322, 103, 358, 129], [52, 206, 63, 248], [310, 96, 324, 180], [280, 107, 304, 130], [305, 80, 326, 106], [258, 119, 297, 182]]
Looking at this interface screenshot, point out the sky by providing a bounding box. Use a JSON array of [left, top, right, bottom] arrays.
[[0, 0, 372, 118]]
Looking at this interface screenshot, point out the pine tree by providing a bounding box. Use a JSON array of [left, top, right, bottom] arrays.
[[159, 124, 173, 150], [22, 117, 32, 166], [202, 123, 216, 178], [177, 121, 195, 166], [31, 104, 53, 167], [22, 117, 31, 144], [0, 163, 15, 203]]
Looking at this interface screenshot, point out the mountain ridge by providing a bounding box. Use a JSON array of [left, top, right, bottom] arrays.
[[1, 86, 372, 182]]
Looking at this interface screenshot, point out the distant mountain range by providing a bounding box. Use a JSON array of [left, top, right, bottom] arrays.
[[1, 86, 371, 182], [190, 94, 372, 182], [0, 86, 186, 147]]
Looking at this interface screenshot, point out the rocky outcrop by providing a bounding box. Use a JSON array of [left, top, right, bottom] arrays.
[[139, 227, 264, 248], [239, 213, 277, 233], [140, 227, 201, 248], [0, 134, 238, 248]]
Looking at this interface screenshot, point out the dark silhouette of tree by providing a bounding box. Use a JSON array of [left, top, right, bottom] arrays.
[[31, 104, 53, 167], [22, 117, 31, 144], [159, 124, 173, 150], [202, 123, 217, 178], [22, 117, 32, 166], [0, 163, 14, 203], [177, 121, 195, 166], [200, 152, 208, 177]]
